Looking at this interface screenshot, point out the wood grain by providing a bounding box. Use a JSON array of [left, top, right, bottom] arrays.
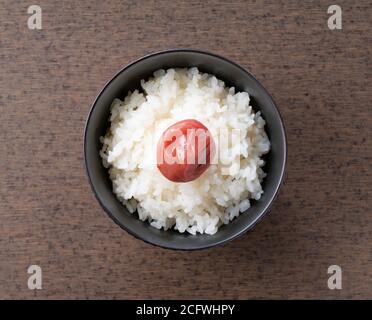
[[0, 0, 371, 299]]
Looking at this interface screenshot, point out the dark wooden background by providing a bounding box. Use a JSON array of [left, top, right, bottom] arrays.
[[0, 0, 371, 299]]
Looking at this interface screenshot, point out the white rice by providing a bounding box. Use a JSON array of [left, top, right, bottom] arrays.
[[100, 68, 270, 235]]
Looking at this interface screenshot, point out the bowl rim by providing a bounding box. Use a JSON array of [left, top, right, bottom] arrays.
[[83, 48, 287, 250]]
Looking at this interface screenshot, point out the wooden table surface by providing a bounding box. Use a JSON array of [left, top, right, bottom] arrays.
[[0, 0, 371, 299]]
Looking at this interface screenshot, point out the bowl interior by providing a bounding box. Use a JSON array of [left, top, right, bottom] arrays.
[[84, 50, 286, 250]]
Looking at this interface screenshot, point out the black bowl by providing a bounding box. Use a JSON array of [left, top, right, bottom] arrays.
[[84, 49, 287, 250]]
